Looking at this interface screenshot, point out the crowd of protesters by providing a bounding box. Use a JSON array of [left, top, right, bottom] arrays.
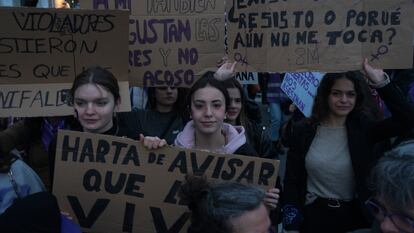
[[1, 56, 414, 232]]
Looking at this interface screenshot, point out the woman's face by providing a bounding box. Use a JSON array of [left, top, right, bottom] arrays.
[[191, 86, 226, 136], [74, 83, 118, 133], [155, 86, 178, 108], [226, 87, 242, 123], [327, 78, 357, 119]]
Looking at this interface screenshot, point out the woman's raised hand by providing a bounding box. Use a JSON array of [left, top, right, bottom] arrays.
[[214, 58, 237, 81], [362, 58, 387, 85]]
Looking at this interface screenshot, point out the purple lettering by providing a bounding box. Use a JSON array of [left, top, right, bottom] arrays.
[[93, 0, 109, 9]]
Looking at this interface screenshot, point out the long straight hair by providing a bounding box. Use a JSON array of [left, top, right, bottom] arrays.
[[70, 67, 120, 106], [221, 78, 248, 127]]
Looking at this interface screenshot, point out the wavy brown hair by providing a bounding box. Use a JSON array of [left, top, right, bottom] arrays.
[[311, 71, 381, 122]]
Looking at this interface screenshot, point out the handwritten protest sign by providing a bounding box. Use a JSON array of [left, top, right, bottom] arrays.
[[53, 130, 279, 233], [83, 0, 219, 16], [0, 7, 131, 116], [81, 0, 226, 87], [0, 81, 130, 117], [0, 7, 129, 84], [235, 72, 258, 84], [226, 0, 414, 72], [281, 72, 324, 117]]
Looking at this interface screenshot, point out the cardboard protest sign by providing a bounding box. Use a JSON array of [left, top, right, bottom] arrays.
[[235, 72, 258, 84], [80, 0, 132, 12], [0, 7, 129, 84], [82, 0, 220, 16], [0, 81, 130, 117], [0, 7, 131, 116], [81, 0, 226, 87], [53, 130, 279, 233], [226, 0, 414, 72], [281, 72, 324, 117]]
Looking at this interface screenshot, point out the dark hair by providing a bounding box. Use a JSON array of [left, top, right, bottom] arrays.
[[69, 67, 120, 105], [187, 71, 230, 111], [221, 78, 247, 125], [147, 87, 188, 113], [311, 71, 380, 121], [369, 140, 414, 211], [179, 175, 265, 233]]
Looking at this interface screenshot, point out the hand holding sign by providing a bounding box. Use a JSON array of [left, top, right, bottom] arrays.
[[214, 61, 237, 81], [140, 134, 167, 149], [363, 58, 388, 86], [264, 188, 280, 210]]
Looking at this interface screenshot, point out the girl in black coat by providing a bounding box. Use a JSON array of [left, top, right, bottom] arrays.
[[221, 78, 276, 158], [282, 60, 414, 233]]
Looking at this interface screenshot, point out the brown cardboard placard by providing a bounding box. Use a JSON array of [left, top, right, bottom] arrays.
[[53, 130, 279, 233], [80, 0, 224, 16], [127, 14, 225, 87], [226, 0, 414, 72], [0, 7, 129, 84], [0, 81, 131, 117], [81, 0, 226, 87]]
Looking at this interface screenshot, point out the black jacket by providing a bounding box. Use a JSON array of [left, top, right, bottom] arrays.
[[282, 82, 414, 230], [245, 121, 276, 159], [233, 142, 258, 157], [120, 109, 186, 145]]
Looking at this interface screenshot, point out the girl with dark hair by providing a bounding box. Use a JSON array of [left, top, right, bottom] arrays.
[[142, 70, 280, 212], [49, 67, 141, 184], [128, 86, 188, 144], [221, 78, 275, 158], [60, 66, 139, 138], [282, 60, 414, 233], [143, 71, 255, 154]]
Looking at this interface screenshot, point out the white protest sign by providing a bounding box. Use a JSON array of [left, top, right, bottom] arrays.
[[281, 72, 324, 117]]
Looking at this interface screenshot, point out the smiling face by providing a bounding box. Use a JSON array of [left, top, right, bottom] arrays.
[[226, 87, 242, 123], [231, 204, 270, 233], [74, 83, 118, 133], [191, 86, 226, 136], [327, 78, 357, 119]]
